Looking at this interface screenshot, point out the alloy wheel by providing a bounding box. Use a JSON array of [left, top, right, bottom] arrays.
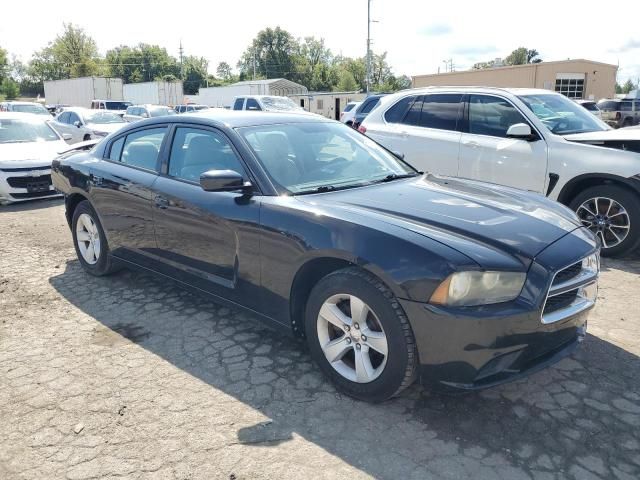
[[316, 294, 388, 383], [76, 213, 101, 265], [576, 196, 630, 249]]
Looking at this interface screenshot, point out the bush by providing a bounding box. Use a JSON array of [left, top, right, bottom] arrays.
[[1, 79, 19, 100]]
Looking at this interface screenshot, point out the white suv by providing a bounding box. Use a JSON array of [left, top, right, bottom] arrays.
[[361, 87, 640, 256]]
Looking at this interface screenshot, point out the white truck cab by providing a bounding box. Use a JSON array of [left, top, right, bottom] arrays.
[[362, 87, 640, 256], [231, 95, 310, 114]]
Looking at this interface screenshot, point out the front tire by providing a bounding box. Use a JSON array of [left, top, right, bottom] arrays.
[[305, 267, 418, 402], [71, 201, 119, 276], [570, 185, 640, 257]]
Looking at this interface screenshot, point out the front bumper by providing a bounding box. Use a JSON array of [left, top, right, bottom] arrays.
[[400, 298, 588, 392], [0, 166, 60, 203]]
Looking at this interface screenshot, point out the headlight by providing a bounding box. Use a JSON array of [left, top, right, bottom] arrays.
[[430, 271, 526, 307], [582, 252, 600, 274]]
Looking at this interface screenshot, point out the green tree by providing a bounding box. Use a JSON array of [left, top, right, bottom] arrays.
[[105, 44, 179, 83], [0, 46, 8, 83], [1, 78, 20, 99], [615, 82, 622, 94], [182, 56, 209, 94], [238, 27, 298, 79], [621, 79, 637, 94], [216, 61, 234, 82], [335, 69, 358, 91], [505, 47, 542, 66]]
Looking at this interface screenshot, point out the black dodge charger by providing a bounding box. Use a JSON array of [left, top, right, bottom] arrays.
[[51, 110, 599, 402]]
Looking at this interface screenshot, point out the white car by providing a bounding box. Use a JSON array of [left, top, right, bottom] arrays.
[[50, 108, 127, 144], [340, 101, 361, 126], [0, 101, 51, 116], [361, 87, 640, 256], [0, 113, 73, 204], [575, 100, 602, 119], [232, 95, 313, 114], [123, 104, 176, 122]]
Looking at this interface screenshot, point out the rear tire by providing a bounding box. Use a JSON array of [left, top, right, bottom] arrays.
[[71, 201, 119, 276], [569, 185, 640, 257], [83, 134, 91, 141], [305, 267, 418, 402]]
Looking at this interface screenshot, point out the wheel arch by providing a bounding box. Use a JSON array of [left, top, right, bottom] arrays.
[[288, 255, 405, 339], [64, 191, 91, 228], [556, 173, 640, 206]]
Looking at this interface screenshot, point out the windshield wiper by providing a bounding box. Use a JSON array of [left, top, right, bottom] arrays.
[[373, 172, 420, 184]]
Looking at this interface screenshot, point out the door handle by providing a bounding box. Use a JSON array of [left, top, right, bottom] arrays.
[[462, 140, 480, 148], [155, 195, 169, 209]]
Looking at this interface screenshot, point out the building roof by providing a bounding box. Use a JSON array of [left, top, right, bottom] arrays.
[[413, 59, 618, 79], [230, 78, 308, 95]]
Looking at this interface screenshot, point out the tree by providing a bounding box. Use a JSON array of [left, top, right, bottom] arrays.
[[0, 46, 8, 84], [505, 47, 542, 66], [216, 61, 233, 82], [335, 69, 358, 91], [621, 79, 637, 94], [238, 27, 298, 80], [182, 56, 209, 94], [1, 78, 20, 99], [105, 44, 179, 84]]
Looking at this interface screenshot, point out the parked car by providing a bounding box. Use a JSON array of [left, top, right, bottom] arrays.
[[597, 98, 640, 128], [0, 101, 51, 116], [50, 107, 127, 143], [175, 104, 209, 114], [45, 104, 70, 115], [51, 110, 598, 402], [353, 94, 387, 130], [232, 95, 309, 114], [361, 87, 640, 256], [123, 105, 177, 122], [0, 112, 73, 204], [90, 100, 133, 117], [340, 101, 361, 126], [575, 100, 602, 119]]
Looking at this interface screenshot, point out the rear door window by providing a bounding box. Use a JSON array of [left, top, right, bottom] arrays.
[[246, 98, 262, 111], [119, 127, 167, 171], [233, 98, 245, 110], [597, 101, 619, 111], [359, 98, 380, 115], [418, 94, 463, 131]]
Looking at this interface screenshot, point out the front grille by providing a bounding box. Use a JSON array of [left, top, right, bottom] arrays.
[[553, 261, 581, 284], [541, 255, 599, 324], [6, 174, 52, 188], [9, 190, 58, 199], [543, 289, 579, 315]]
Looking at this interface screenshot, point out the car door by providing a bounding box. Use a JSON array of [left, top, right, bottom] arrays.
[[65, 112, 86, 143], [51, 112, 74, 141], [151, 125, 262, 307], [458, 94, 548, 193], [89, 126, 168, 264], [391, 93, 463, 177]]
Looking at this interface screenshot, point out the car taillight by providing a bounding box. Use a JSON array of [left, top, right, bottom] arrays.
[[616, 112, 621, 120], [358, 125, 367, 134]]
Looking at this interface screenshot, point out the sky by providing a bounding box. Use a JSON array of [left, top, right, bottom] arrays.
[[1, 0, 640, 84]]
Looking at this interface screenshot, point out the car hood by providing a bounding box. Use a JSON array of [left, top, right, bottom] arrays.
[[86, 122, 126, 133], [297, 174, 581, 262], [0, 140, 69, 168], [564, 129, 640, 142]]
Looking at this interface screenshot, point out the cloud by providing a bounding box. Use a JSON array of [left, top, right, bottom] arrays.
[[419, 23, 452, 36], [451, 45, 498, 57], [609, 39, 640, 53]]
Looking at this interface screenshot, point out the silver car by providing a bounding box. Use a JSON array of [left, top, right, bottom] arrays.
[[50, 108, 127, 144], [123, 105, 176, 123]]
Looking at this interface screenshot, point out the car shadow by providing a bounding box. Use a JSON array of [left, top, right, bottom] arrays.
[[601, 254, 640, 274], [49, 260, 640, 479], [0, 197, 63, 212]]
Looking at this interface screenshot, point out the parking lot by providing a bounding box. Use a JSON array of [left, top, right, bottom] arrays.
[[1, 199, 639, 480]]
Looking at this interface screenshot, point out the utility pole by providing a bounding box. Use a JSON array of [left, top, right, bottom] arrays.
[[253, 48, 256, 80], [179, 40, 184, 80], [366, 0, 371, 93]]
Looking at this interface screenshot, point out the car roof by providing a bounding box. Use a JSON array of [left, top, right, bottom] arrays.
[[137, 110, 332, 129], [3, 101, 43, 106], [391, 86, 565, 97]]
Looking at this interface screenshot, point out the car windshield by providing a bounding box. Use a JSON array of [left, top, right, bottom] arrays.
[[86, 111, 126, 124], [104, 101, 132, 110], [149, 107, 176, 117], [260, 96, 301, 111], [0, 118, 60, 143], [519, 94, 609, 135], [12, 104, 50, 115], [239, 122, 417, 194]]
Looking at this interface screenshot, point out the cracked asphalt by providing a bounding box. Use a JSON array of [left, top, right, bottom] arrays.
[[1, 198, 639, 480]]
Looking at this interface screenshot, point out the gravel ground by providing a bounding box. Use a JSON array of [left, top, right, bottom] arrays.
[[1, 198, 639, 480]]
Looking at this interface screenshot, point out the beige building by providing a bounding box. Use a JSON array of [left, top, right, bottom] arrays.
[[412, 59, 618, 101], [289, 91, 366, 120]]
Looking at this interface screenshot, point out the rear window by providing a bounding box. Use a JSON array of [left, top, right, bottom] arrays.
[[344, 103, 356, 112], [384, 96, 417, 123], [581, 102, 599, 112], [597, 101, 619, 111], [233, 98, 245, 110], [359, 97, 381, 115]]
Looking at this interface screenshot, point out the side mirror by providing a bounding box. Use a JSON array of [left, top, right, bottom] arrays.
[[62, 133, 73, 141], [200, 169, 252, 193], [506, 123, 535, 140], [73, 120, 82, 128], [141, 112, 149, 118]]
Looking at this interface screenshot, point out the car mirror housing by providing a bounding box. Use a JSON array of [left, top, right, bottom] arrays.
[[506, 123, 535, 140], [62, 133, 73, 141], [73, 121, 82, 128], [200, 169, 252, 193]]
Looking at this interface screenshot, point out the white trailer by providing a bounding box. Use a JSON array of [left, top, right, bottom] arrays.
[[197, 79, 308, 108], [44, 77, 123, 107], [123, 81, 184, 106]]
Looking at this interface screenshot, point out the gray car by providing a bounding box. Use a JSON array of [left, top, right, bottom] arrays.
[[123, 105, 177, 123], [50, 108, 127, 144], [597, 98, 640, 128]]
